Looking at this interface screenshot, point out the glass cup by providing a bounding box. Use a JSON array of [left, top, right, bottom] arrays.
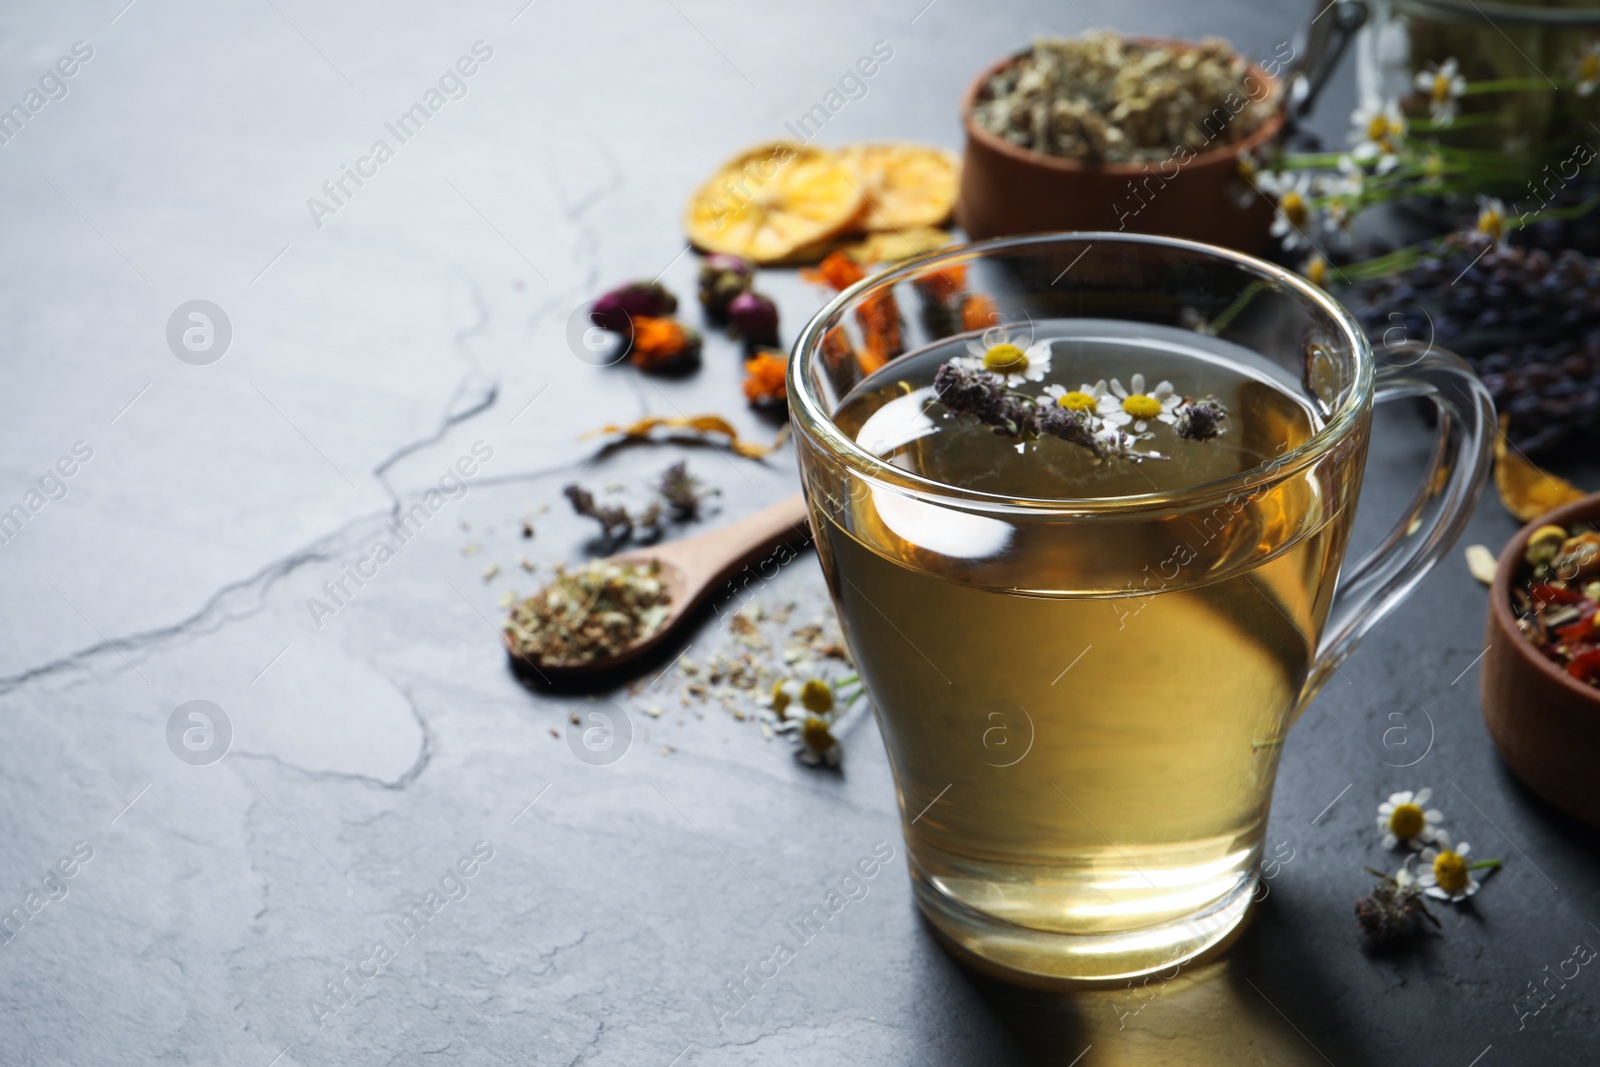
[[787, 233, 1494, 986]]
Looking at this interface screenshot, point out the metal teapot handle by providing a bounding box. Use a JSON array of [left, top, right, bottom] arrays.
[[1289, 0, 1370, 117]]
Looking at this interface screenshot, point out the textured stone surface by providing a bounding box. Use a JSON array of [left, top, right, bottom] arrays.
[[1, 1, 1598, 1064]]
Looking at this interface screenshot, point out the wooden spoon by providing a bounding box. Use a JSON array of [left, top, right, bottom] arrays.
[[504, 493, 813, 684]]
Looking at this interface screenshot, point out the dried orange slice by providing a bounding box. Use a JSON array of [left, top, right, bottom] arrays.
[[838, 143, 960, 231], [684, 142, 864, 264]]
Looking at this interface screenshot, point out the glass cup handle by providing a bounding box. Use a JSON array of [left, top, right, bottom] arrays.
[[1302, 340, 1496, 704]]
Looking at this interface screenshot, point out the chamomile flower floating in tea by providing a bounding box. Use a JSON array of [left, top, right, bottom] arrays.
[[1376, 788, 1447, 850], [1042, 381, 1105, 414], [1417, 840, 1501, 903], [929, 340, 1229, 469], [1100, 374, 1182, 433], [956, 327, 1051, 387]]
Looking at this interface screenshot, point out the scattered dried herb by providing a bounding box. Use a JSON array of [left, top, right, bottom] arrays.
[[503, 559, 672, 666], [913, 264, 968, 306], [820, 324, 861, 378], [583, 414, 789, 459], [657, 460, 716, 521], [742, 351, 788, 409], [628, 316, 702, 373], [1495, 415, 1587, 521], [564, 483, 658, 540], [566, 462, 716, 539], [802, 251, 866, 291], [727, 290, 780, 348], [591, 281, 678, 334], [970, 33, 1275, 163], [698, 254, 753, 321], [1465, 543, 1498, 585], [960, 293, 999, 332], [1355, 865, 1441, 947], [856, 291, 905, 373]]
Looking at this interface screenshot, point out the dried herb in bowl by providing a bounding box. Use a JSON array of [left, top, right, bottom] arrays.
[[1509, 521, 1600, 687], [969, 33, 1276, 164]]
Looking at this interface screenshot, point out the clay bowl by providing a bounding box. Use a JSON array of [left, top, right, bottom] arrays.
[[1482, 492, 1600, 826], [955, 42, 1284, 254]]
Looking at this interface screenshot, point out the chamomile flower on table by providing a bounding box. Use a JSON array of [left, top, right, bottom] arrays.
[[765, 671, 860, 768], [1418, 839, 1500, 902], [1099, 374, 1180, 433], [1349, 99, 1406, 174], [1414, 58, 1467, 126], [766, 676, 834, 720], [1042, 380, 1107, 415], [958, 327, 1050, 386], [1257, 170, 1316, 250], [796, 715, 842, 767], [1476, 197, 1510, 244], [1376, 787, 1447, 850]]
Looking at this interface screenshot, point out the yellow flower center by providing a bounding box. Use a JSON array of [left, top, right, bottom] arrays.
[[1581, 53, 1600, 82], [1478, 207, 1505, 240], [1237, 157, 1257, 180], [1388, 802, 1425, 839], [801, 715, 835, 752], [1280, 190, 1309, 227], [1366, 114, 1389, 141], [1433, 849, 1469, 894], [1424, 154, 1444, 181], [799, 678, 834, 714], [1122, 394, 1162, 420], [983, 343, 1027, 373], [1306, 256, 1328, 288], [1431, 73, 1452, 105], [1057, 390, 1096, 412], [770, 680, 792, 717]]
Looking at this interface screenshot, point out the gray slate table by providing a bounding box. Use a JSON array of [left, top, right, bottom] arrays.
[[2, 1, 1598, 1063]]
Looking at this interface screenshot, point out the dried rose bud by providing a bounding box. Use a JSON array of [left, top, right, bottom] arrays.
[[698, 254, 754, 321], [591, 281, 678, 334], [728, 290, 780, 347]]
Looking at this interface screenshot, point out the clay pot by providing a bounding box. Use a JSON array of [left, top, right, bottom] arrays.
[[955, 45, 1285, 255], [1482, 492, 1600, 826]]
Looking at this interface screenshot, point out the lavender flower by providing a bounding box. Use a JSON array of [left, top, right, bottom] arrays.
[[1036, 403, 1105, 457], [933, 362, 1032, 438], [1173, 397, 1228, 441]]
